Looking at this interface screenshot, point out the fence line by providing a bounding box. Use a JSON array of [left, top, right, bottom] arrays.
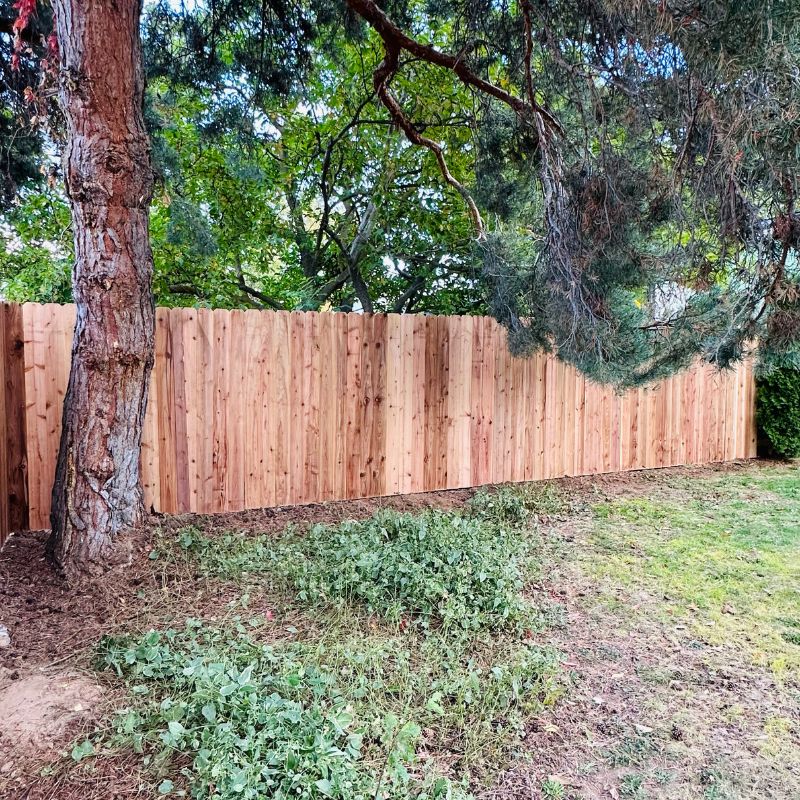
[[2, 302, 757, 539]]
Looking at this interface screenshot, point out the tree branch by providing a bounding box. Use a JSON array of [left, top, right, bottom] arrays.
[[235, 261, 286, 310], [345, 0, 563, 240], [306, 267, 350, 308], [391, 276, 425, 313], [372, 41, 486, 239], [344, 0, 562, 135]]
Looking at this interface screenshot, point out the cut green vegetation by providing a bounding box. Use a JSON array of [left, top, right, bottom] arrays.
[[96, 621, 560, 800], [169, 488, 563, 636], [79, 488, 565, 799]]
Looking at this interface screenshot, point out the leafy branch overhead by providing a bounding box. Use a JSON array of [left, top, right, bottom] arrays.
[[341, 0, 800, 383], [2, 0, 800, 384]]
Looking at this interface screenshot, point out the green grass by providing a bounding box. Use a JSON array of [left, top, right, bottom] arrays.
[[619, 773, 648, 799], [587, 466, 800, 677], [541, 776, 566, 798]]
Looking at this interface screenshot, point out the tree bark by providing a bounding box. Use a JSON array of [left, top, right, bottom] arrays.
[[47, 0, 155, 578]]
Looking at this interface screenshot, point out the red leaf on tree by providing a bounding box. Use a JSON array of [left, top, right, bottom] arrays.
[[10, 0, 37, 71], [12, 0, 36, 31]]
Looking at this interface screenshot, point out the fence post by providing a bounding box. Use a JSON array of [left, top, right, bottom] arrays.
[[1, 303, 29, 545]]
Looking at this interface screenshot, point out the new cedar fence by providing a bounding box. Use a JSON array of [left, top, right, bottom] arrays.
[[0, 301, 757, 544]]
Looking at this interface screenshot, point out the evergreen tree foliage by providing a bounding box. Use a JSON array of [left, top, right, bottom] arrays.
[[336, 0, 800, 383], [489, 1, 800, 383], [757, 366, 800, 458]]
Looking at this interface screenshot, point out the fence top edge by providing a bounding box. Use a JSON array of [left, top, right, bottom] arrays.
[[16, 301, 502, 324]]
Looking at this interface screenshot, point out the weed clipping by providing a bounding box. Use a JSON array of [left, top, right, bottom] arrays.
[[90, 491, 563, 799]]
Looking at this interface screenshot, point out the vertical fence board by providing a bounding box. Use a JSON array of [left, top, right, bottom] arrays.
[[366, 314, 387, 497], [344, 313, 362, 499], [192, 308, 211, 513], [181, 308, 201, 512], [23, 304, 42, 528], [409, 315, 427, 494], [424, 316, 445, 489], [335, 313, 350, 499], [447, 316, 472, 489], [287, 312, 305, 505], [398, 314, 415, 495], [745, 358, 758, 457], [0, 306, 8, 541], [271, 312, 291, 505], [2, 304, 29, 540], [243, 310, 266, 510], [470, 318, 487, 486], [154, 309, 176, 513], [513, 352, 528, 483], [520, 355, 534, 483], [491, 322, 508, 483], [303, 312, 322, 505], [317, 313, 336, 502], [24, 305, 51, 528], [385, 314, 403, 497], [1, 304, 759, 538]]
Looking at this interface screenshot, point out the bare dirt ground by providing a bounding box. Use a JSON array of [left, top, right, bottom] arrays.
[[1, 460, 797, 800]]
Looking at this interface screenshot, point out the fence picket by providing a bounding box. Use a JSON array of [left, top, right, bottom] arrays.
[[0, 303, 759, 544]]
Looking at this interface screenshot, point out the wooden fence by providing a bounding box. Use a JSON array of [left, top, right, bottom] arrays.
[[1, 304, 28, 540], [1, 302, 757, 541]]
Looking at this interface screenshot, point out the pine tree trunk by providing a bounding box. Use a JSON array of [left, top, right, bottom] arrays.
[[47, 0, 155, 577]]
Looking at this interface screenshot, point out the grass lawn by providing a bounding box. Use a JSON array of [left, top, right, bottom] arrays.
[[540, 465, 800, 799], [0, 462, 798, 799], [589, 470, 800, 678]]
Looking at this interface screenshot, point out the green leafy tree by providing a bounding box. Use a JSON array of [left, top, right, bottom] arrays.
[[2, 9, 487, 314], [141, 24, 485, 314], [0, 185, 71, 301]]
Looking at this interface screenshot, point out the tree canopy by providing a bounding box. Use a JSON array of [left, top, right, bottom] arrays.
[[2, 0, 799, 384]]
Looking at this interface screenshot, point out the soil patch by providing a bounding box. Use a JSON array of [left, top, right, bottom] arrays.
[[0, 459, 784, 799], [0, 669, 105, 796]]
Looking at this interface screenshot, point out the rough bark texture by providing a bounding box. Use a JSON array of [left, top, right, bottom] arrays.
[[47, 0, 155, 577]]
